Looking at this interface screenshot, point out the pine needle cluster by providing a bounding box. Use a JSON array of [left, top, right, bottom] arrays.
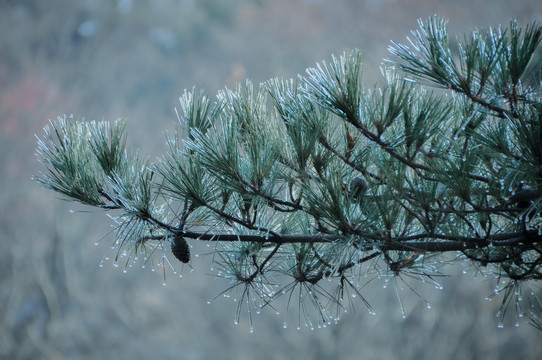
[[35, 17, 542, 330]]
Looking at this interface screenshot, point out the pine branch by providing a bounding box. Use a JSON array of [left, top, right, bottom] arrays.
[[137, 227, 540, 253], [34, 16, 542, 330]]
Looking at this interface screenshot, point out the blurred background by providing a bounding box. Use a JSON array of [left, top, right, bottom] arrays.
[[1, 0, 542, 359]]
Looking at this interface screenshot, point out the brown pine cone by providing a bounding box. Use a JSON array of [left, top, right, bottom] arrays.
[[171, 235, 190, 263]]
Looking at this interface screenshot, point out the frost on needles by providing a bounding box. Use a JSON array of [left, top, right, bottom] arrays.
[[35, 16, 542, 331]]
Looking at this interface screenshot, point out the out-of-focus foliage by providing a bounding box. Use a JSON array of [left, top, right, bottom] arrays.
[[3, 1, 542, 359]]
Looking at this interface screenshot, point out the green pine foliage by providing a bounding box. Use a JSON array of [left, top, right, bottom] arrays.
[[35, 17, 542, 330]]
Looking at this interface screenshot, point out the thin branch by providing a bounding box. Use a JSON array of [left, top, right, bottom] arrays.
[[347, 114, 490, 183], [448, 82, 512, 119], [139, 228, 541, 253]]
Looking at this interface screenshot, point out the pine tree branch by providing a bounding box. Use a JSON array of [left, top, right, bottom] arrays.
[[346, 112, 490, 183], [137, 228, 541, 253], [318, 135, 365, 173], [235, 172, 304, 211], [447, 82, 512, 119], [34, 17, 542, 330]]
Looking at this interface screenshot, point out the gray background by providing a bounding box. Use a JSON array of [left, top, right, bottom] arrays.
[[1, 1, 542, 359]]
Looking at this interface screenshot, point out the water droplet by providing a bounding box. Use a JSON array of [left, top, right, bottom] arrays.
[[497, 322, 504, 329]]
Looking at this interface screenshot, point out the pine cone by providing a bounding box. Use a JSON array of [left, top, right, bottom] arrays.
[[349, 177, 367, 199], [171, 235, 190, 263], [510, 188, 540, 209]]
